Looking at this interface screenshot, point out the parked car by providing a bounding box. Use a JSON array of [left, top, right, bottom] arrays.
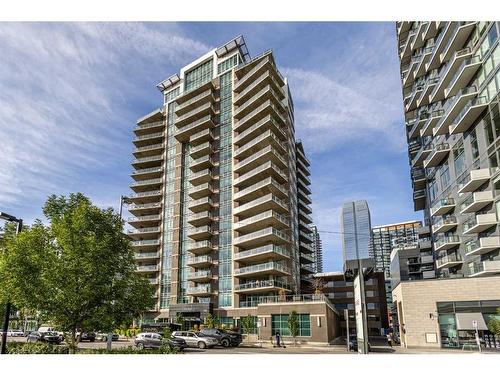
[[7, 329, 25, 337], [134, 332, 162, 350], [96, 332, 119, 342], [171, 331, 218, 349], [38, 326, 65, 342], [27, 331, 63, 344], [75, 331, 96, 342], [199, 328, 242, 347]]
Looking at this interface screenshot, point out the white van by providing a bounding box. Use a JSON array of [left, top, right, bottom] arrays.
[[38, 326, 65, 341]]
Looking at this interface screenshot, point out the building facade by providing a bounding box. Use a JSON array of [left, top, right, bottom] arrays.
[[392, 277, 500, 349], [128, 36, 316, 325], [397, 21, 500, 279], [341, 200, 374, 272], [314, 271, 389, 337], [311, 225, 323, 273]]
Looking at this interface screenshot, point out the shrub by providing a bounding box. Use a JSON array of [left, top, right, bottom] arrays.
[[6, 342, 70, 354]]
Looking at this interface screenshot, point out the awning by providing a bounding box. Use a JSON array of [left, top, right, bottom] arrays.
[[155, 312, 170, 320], [455, 313, 488, 330]]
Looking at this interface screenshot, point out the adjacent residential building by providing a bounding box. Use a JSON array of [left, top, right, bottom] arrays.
[[311, 225, 323, 273], [397, 21, 500, 279], [128, 36, 319, 329], [341, 200, 374, 272], [314, 271, 389, 337]]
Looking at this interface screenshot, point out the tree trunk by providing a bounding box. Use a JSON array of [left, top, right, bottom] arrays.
[[107, 332, 113, 351], [69, 329, 77, 354]]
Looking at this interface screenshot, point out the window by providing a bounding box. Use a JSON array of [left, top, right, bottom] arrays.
[[453, 143, 466, 176], [271, 314, 311, 337], [429, 179, 438, 202], [440, 163, 451, 189], [470, 129, 480, 160], [484, 114, 495, 145]]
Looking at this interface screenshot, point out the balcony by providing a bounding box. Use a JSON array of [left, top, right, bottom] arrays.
[[190, 128, 214, 146], [188, 197, 214, 213], [147, 277, 159, 285], [298, 191, 312, 205], [423, 143, 450, 168], [300, 252, 315, 264], [407, 108, 427, 139], [133, 120, 165, 135], [234, 85, 284, 120], [234, 210, 289, 234], [190, 141, 214, 159], [131, 239, 160, 249], [188, 182, 213, 200], [462, 213, 497, 235], [234, 70, 284, 106], [411, 167, 426, 189], [436, 252, 463, 269], [426, 22, 454, 71], [176, 80, 214, 105], [190, 155, 214, 172], [134, 251, 160, 260], [411, 22, 428, 50], [235, 145, 287, 175], [234, 279, 291, 294], [175, 115, 215, 142], [188, 169, 213, 186], [234, 244, 290, 263], [434, 234, 460, 252], [136, 265, 159, 273], [133, 132, 164, 146], [430, 48, 472, 103], [234, 100, 285, 133], [465, 237, 500, 257], [448, 96, 488, 135], [175, 90, 214, 116], [417, 76, 439, 107], [233, 161, 287, 188], [187, 211, 212, 226], [128, 202, 162, 215], [459, 191, 494, 214], [300, 243, 314, 254], [300, 264, 315, 274], [175, 101, 215, 127], [430, 197, 455, 216], [187, 284, 212, 296], [187, 270, 212, 282], [412, 143, 433, 167], [468, 260, 500, 277], [131, 154, 164, 168], [131, 166, 164, 181], [187, 225, 212, 241], [457, 168, 491, 194], [234, 227, 290, 248], [234, 115, 286, 146], [433, 87, 478, 136], [235, 55, 275, 91], [400, 30, 416, 60], [187, 255, 212, 268], [299, 231, 314, 244], [423, 21, 440, 40], [235, 130, 286, 160], [234, 194, 288, 218], [234, 262, 291, 277], [188, 240, 213, 255], [298, 178, 312, 195], [133, 142, 165, 157], [129, 190, 162, 203], [445, 56, 482, 99], [440, 22, 477, 62], [128, 214, 161, 227], [432, 215, 458, 234], [419, 110, 444, 136], [299, 208, 313, 224], [127, 226, 161, 238], [414, 45, 434, 79], [130, 178, 163, 192]]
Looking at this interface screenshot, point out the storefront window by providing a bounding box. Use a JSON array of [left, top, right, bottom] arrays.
[[271, 314, 311, 337], [438, 314, 458, 348]]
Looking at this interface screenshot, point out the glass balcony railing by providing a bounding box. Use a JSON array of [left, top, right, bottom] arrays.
[[133, 132, 164, 142], [136, 265, 159, 272], [432, 214, 457, 227], [131, 239, 160, 247], [187, 285, 211, 294], [134, 120, 165, 132], [235, 279, 291, 291], [436, 252, 462, 267], [132, 166, 163, 175], [189, 240, 213, 251], [128, 227, 160, 235], [235, 261, 290, 276], [435, 234, 460, 249], [234, 244, 289, 260], [234, 210, 289, 229], [128, 214, 161, 222], [128, 202, 161, 211], [187, 270, 212, 279], [234, 227, 290, 245], [134, 251, 160, 259], [132, 154, 164, 164], [234, 177, 287, 201], [187, 255, 212, 265], [130, 178, 163, 187], [129, 190, 162, 199], [431, 197, 455, 212], [134, 142, 165, 153], [175, 89, 213, 113]]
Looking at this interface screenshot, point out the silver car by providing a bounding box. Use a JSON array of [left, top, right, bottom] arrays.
[[172, 331, 218, 349]]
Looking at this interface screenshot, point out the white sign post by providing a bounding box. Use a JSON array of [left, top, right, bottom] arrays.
[[472, 320, 481, 353]]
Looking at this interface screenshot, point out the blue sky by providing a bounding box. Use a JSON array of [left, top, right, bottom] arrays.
[[0, 22, 422, 271]]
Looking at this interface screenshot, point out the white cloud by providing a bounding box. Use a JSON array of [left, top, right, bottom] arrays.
[[0, 23, 209, 207]]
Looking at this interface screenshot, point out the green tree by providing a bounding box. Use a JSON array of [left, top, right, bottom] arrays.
[[176, 312, 184, 330], [0, 193, 155, 353], [241, 315, 256, 341], [288, 310, 300, 347], [487, 308, 500, 335], [204, 313, 215, 329]]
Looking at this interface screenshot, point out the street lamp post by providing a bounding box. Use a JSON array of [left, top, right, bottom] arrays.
[[0, 211, 23, 355]]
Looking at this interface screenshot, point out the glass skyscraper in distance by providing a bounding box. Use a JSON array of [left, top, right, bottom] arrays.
[[341, 200, 374, 272]]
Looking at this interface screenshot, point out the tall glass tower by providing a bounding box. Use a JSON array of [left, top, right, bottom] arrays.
[[128, 36, 314, 325], [341, 200, 374, 272]]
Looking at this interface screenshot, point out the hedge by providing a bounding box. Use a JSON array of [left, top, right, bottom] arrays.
[[6, 342, 179, 354]]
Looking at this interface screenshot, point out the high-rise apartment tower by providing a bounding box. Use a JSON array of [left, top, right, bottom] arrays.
[[397, 21, 500, 279], [128, 36, 314, 324]]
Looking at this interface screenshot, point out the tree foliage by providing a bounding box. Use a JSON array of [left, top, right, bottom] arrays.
[[487, 308, 500, 335], [0, 193, 155, 352], [204, 313, 215, 329], [241, 315, 256, 339], [288, 310, 300, 346]]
